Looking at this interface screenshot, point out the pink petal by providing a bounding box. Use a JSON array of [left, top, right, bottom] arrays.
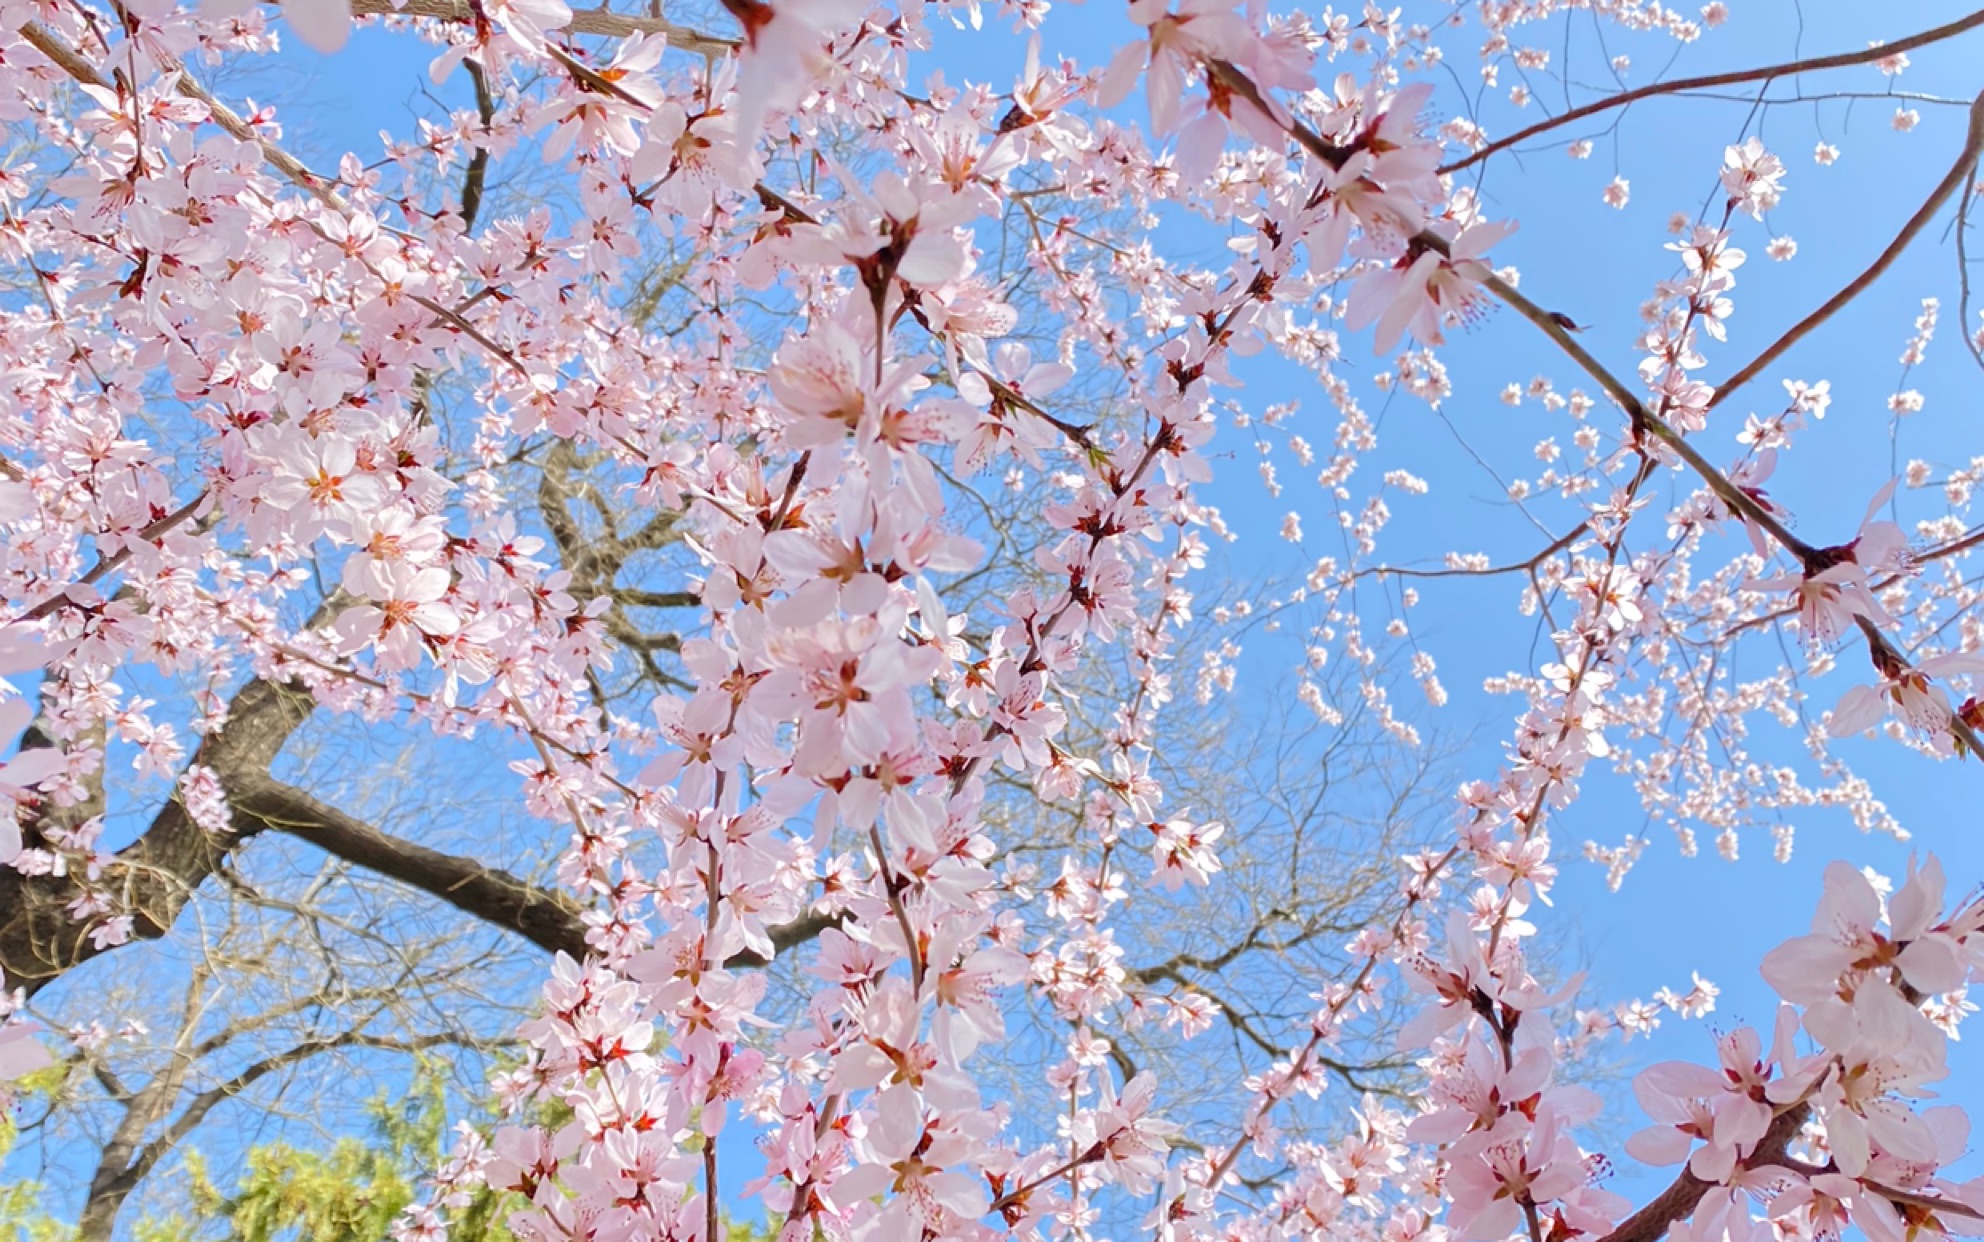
[[0, 747, 63, 790], [0, 1026, 49, 1080], [283, 0, 353, 53], [1827, 684, 1886, 736], [1759, 934, 1852, 1003], [1094, 41, 1147, 109], [1898, 936, 1967, 996]]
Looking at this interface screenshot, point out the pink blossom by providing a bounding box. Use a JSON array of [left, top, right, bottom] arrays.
[[0, 1022, 50, 1104], [334, 563, 461, 671], [202, 0, 351, 53], [1408, 1032, 1553, 1145], [1076, 1071, 1180, 1195], [0, 697, 63, 863], [180, 764, 233, 836], [1752, 482, 1912, 648], [1721, 138, 1787, 218], [835, 1084, 988, 1231], [1758, 857, 1971, 1019], [1149, 815, 1224, 889], [1622, 1044, 1771, 1182], [1445, 1104, 1595, 1241], [1095, 0, 1255, 136], [261, 432, 388, 533], [1828, 651, 1984, 742], [726, 0, 866, 145], [1348, 219, 1515, 354]]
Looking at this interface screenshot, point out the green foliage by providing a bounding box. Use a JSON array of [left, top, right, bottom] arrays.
[[0, 1066, 76, 1242], [185, 1138, 426, 1242], [0, 1056, 525, 1242], [0, 1055, 772, 1242], [0, 1183, 76, 1242], [170, 1057, 522, 1242]]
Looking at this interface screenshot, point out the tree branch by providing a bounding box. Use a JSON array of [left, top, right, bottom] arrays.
[[0, 675, 318, 997], [347, 0, 737, 56], [77, 1030, 496, 1242], [0, 747, 837, 997], [1439, 10, 1984, 175], [1708, 90, 1984, 410], [227, 775, 595, 961]]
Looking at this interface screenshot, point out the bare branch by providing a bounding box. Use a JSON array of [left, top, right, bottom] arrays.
[[228, 775, 595, 962], [348, 0, 738, 56], [1438, 10, 1984, 175], [76, 1030, 498, 1242], [1709, 91, 1984, 410]]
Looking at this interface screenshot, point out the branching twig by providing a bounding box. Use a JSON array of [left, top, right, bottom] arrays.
[[1710, 91, 1984, 409], [1439, 10, 1984, 175]]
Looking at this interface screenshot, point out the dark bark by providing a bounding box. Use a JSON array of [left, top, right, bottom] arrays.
[[229, 776, 594, 960], [0, 667, 834, 996], [0, 675, 316, 998], [225, 776, 839, 970]]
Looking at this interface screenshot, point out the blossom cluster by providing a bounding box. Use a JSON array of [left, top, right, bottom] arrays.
[[0, 3, 1977, 1242]]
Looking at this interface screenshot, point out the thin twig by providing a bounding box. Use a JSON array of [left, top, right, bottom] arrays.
[[1439, 10, 1984, 175], [1709, 91, 1984, 409]]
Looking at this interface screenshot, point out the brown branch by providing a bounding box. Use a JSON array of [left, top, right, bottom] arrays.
[[1206, 56, 1845, 626], [227, 775, 594, 960], [615, 588, 700, 609], [75, 972, 216, 1241], [1439, 10, 1984, 175], [222, 774, 837, 970], [869, 824, 925, 993], [1474, 265, 1818, 561], [1708, 90, 1984, 410], [1455, 206, 1984, 759], [13, 491, 210, 624], [458, 59, 496, 233], [348, 0, 737, 57], [1358, 522, 1590, 584], [0, 674, 317, 998], [20, 20, 348, 213], [0, 674, 828, 998]]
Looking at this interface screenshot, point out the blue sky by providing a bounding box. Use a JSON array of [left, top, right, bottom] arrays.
[[13, 0, 1984, 1230]]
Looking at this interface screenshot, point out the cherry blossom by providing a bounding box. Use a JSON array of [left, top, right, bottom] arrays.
[[0, 7, 1976, 1242], [0, 1021, 50, 1105], [203, 0, 352, 53], [1348, 219, 1516, 355]]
